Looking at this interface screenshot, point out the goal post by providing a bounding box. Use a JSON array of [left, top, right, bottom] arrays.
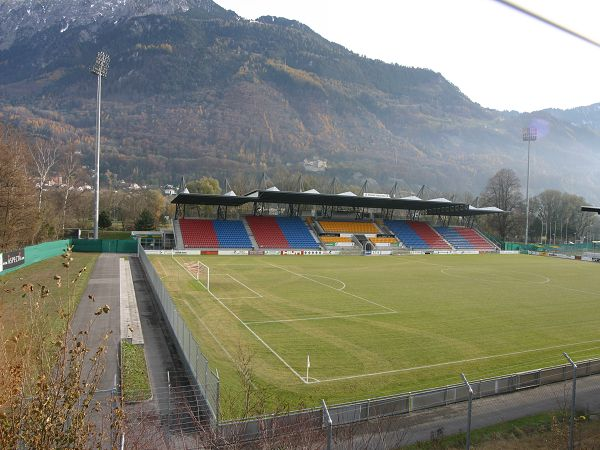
[[196, 260, 210, 292], [171, 254, 211, 293]]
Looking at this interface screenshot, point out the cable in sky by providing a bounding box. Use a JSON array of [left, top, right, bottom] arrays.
[[493, 0, 600, 49]]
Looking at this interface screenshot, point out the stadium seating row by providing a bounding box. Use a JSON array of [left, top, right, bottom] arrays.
[[319, 221, 380, 234], [370, 237, 398, 245], [435, 226, 496, 250], [179, 218, 252, 249], [385, 220, 451, 250], [177, 217, 495, 251]]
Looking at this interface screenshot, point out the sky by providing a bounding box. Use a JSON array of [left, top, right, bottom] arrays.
[[216, 0, 600, 113]]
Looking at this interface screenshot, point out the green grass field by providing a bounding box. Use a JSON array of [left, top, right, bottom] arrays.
[[150, 254, 600, 418]]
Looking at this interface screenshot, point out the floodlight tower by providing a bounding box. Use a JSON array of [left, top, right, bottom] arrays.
[[523, 127, 537, 246], [91, 51, 110, 239]]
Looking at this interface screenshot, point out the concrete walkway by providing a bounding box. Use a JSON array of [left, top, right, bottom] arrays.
[[71, 253, 121, 391], [128, 255, 180, 409]]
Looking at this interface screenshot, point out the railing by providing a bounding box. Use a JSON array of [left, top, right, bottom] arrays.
[[137, 244, 220, 425], [219, 355, 600, 443]]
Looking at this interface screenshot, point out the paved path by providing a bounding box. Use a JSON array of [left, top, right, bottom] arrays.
[[129, 256, 180, 409], [71, 253, 121, 391], [336, 372, 600, 448]]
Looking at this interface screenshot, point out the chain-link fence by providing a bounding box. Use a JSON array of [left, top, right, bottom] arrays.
[[138, 244, 220, 424]]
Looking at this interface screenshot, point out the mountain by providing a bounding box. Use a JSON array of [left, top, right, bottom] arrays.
[[1, 0, 600, 201], [0, 0, 232, 49]]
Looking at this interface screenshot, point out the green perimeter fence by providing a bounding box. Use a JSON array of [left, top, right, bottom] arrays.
[[0, 238, 137, 276], [505, 241, 600, 256], [1, 239, 71, 276], [72, 239, 137, 253]]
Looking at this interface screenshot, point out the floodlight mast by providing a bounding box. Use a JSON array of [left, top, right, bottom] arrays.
[[522, 127, 537, 247], [91, 51, 110, 240]]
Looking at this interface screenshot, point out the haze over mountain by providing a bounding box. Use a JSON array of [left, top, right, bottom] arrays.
[[1, 0, 600, 201]]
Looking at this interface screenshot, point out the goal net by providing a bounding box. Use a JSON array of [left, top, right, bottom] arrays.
[[172, 254, 211, 292]]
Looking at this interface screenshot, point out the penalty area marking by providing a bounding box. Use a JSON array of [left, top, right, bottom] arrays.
[[308, 337, 600, 384], [245, 310, 397, 325], [174, 258, 307, 383], [440, 267, 551, 285]]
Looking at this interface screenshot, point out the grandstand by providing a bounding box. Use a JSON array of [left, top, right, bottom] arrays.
[[436, 226, 496, 251], [385, 220, 451, 250], [178, 218, 252, 249], [169, 188, 503, 253], [246, 216, 319, 249]]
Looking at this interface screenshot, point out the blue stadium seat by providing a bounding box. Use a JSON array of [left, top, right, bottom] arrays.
[[275, 217, 320, 249]]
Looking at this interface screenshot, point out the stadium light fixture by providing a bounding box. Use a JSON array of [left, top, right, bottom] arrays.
[[91, 51, 110, 240], [523, 127, 537, 247]]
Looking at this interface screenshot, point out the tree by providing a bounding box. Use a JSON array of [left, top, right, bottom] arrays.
[[0, 123, 39, 251], [187, 177, 221, 194], [532, 190, 596, 244], [29, 136, 58, 211], [187, 177, 221, 217], [135, 209, 156, 231], [59, 144, 81, 234], [480, 168, 523, 241], [98, 210, 112, 229]]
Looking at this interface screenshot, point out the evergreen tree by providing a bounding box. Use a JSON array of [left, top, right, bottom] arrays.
[[98, 210, 112, 229], [135, 209, 155, 231]]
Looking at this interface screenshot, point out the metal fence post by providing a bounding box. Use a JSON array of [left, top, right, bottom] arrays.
[[215, 368, 220, 426], [167, 371, 172, 430], [461, 373, 473, 450], [322, 399, 333, 450], [563, 352, 577, 450], [111, 373, 118, 445]]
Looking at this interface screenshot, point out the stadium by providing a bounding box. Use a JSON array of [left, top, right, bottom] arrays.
[[138, 182, 600, 428]]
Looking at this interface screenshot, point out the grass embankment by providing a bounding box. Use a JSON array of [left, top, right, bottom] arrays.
[[121, 341, 152, 402], [405, 412, 600, 449], [0, 252, 98, 389]]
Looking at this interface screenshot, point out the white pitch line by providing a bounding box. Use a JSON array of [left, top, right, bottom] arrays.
[[440, 267, 551, 285], [179, 297, 235, 363], [307, 274, 346, 290], [267, 263, 396, 313], [552, 285, 600, 297], [218, 296, 263, 300], [246, 311, 397, 325], [175, 260, 306, 383], [226, 274, 264, 298], [311, 338, 600, 384]]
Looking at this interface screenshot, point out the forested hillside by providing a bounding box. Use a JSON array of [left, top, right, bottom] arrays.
[[1, 0, 600, 200]]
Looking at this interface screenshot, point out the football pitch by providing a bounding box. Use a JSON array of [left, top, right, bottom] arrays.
[[150, 253, 600, 417]]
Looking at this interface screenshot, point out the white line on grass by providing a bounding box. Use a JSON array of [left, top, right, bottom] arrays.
[[246, 311, 397, 325], [179, 297, 236, 363], [311, 338, 600, 384], [174, 259, 307, 383], [225, 274, 264, 298], [305, 274, 346, 290], [440, 267, 551, 285], [267, 263, 396, 313], [553, 285, 600, 297]]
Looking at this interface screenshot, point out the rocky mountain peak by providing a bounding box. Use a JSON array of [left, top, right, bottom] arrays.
[[0, 0, 229, 49]]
